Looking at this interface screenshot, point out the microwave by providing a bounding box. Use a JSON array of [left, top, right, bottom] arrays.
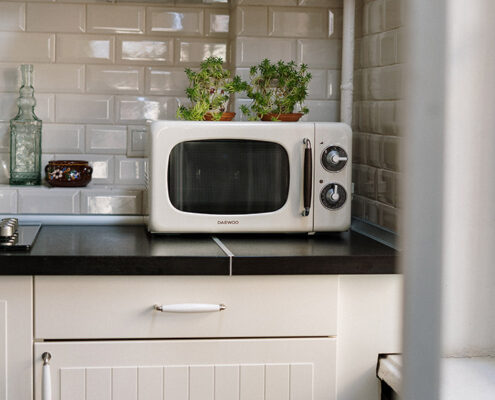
[[146, 121, 352, 233]]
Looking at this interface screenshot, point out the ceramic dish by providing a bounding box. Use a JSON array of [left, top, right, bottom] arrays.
[[45, 160, 93, 187]]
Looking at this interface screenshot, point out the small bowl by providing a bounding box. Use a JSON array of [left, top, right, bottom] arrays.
[[45, 160, 93, 187]]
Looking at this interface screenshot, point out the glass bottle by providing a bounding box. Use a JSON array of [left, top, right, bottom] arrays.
[[9, 64, 42, 185]]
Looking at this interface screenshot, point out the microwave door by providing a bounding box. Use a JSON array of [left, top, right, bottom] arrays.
[[167, 140, 290, 215]]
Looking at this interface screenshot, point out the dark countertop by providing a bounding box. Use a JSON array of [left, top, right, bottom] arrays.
[[0, 225, 397, 275]]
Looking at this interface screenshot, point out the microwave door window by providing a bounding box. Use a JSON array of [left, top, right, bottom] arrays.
[[168, 140, 290, 214]]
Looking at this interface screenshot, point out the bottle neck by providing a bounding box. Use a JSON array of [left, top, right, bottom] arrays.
[[16, 65, 38, 120]]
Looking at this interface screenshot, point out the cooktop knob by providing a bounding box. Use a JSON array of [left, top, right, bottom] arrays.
[[322, 146, 348, 171], [320, 183, 346, 210]]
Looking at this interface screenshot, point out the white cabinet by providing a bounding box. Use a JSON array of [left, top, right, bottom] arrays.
[[34, 276, 338, 339], [29, 274, 402, 400], [34, 338, 337, 400], [0, 277, 32, 400]]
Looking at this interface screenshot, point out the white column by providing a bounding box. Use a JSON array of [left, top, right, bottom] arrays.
[[401, 1, 447, 400]]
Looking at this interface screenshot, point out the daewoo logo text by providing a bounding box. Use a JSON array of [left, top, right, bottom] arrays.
[[217, 220, 240, 225]]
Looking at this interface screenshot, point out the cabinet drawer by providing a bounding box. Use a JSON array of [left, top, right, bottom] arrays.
[[35, 338, 336, 400], [34, 276, 337, 339]]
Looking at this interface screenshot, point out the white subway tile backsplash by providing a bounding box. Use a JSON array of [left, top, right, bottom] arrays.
[[0, 153, 8, 184], [300, 100, 339, 122], [145, 67, 188, 96], [0, 3, 25, 32], [56, 95, 114, 124], [0, 93, 18, 122], [0, 63, 18, 92], [306, 69, 327, 100], [86, 65, 144, 95], [327, 69, 341, 99], [297, 39, 341, 68], [360, 34, 380, 68], [0, 0, 356, 218], [238, 0, 297, 5], [205, 9, 230, 37], [18, 188, 80, 214], [0, 123, 8, 152], [0, 32, 54, 63], [115, 156, 145, 185], [177, 38, 228, 65], [367, 0, 384, 34], [86, 125, 127, 154], [269, 7, 327, 38], [368, 65, 402, 100], [35, 94, 55, 123], [147, 7, 204, 36], [380, 30, 397, 66], [27, 3, 85, 33], [87, 5, 145, 34], [382, 136, 399, 171], [42, 124, 85, 154], [0, 92, 54, 123], [81, 189, 142, 215], [55, 154, 115, 184], [34, 64, 85, 93], [127, 126, 147, 157], [236, 37, 296, 66], [0, 188, 17, 213], [377, 100, 400, 135], [298, 0, 343, 6], [57, 34, 115, 64], [117, 37, 174, 65], [384, 0, 402, 31], [116, 96, 176, 123], [235, 7, 268, 37]]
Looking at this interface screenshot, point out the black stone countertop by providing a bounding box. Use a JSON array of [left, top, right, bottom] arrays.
[[0, 225, 396, 275]]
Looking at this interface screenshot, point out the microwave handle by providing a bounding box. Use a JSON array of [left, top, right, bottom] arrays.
[[302, 138, 312, 216]]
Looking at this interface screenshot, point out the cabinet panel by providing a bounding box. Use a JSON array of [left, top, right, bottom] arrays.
[[35, 276, 338, 339], [35, 338, 336, 400], [0, 276, 32, 400]]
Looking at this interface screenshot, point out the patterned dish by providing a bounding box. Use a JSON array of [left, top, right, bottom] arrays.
[[45, 160, 93, 187]]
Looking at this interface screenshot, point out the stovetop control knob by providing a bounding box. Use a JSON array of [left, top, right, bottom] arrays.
[[322, 146, 348, 171], [320, 183, 346, 210]]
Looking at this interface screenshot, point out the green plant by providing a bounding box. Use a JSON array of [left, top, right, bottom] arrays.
[[177, 57, 247, 121], [240, 59, 312, 121]]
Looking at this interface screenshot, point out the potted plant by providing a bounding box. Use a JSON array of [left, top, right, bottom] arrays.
[[177, 57, 247, 121], [240, 59, 312, 122]]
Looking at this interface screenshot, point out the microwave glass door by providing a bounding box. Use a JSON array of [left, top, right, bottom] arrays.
[[168, 139, 290, 214]]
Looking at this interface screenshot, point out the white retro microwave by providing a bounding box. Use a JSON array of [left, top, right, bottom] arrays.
[[146, 121, 352, 233]]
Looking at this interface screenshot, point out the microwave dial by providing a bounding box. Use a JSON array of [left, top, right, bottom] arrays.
[[322, 146, 348, 172], [320, 183, 347, 210]]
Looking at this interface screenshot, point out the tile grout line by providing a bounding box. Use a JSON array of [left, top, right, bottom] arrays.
[[211, 236, 234, 276]]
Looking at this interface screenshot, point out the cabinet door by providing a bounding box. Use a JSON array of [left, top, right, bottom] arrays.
[[0, 276, 32, 400], [35, 338, 336, 400]]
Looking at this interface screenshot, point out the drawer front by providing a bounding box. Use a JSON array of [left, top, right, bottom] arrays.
[[35, 338, 337, 400], [34, 276, 337, 339]]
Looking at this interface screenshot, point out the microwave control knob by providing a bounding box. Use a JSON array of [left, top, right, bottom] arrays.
[[322, 146, 348, 172], [320, 183, 346, 210]]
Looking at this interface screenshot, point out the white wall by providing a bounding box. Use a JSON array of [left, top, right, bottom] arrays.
[[442, 0, 495, 357]]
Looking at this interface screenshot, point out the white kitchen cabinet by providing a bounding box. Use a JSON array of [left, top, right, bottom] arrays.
[[0, 276, 32, 400], [34, 338, 337, 400]]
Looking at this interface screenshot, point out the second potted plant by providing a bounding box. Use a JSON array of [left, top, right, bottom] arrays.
[[240, 59, 312, 122], [177, 57, 247, 121]]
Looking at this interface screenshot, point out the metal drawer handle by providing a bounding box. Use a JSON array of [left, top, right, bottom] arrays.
[[153, 303, 226, 313], [42, 352, 52, 400]]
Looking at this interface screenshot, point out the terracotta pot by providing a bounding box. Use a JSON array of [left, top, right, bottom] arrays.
[[203, 112, 236, 121], [45, 160, 93, 187], [261, 113, 304, 122]]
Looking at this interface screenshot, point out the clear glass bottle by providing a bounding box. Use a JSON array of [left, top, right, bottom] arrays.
[[9, 64, 42, 185]]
